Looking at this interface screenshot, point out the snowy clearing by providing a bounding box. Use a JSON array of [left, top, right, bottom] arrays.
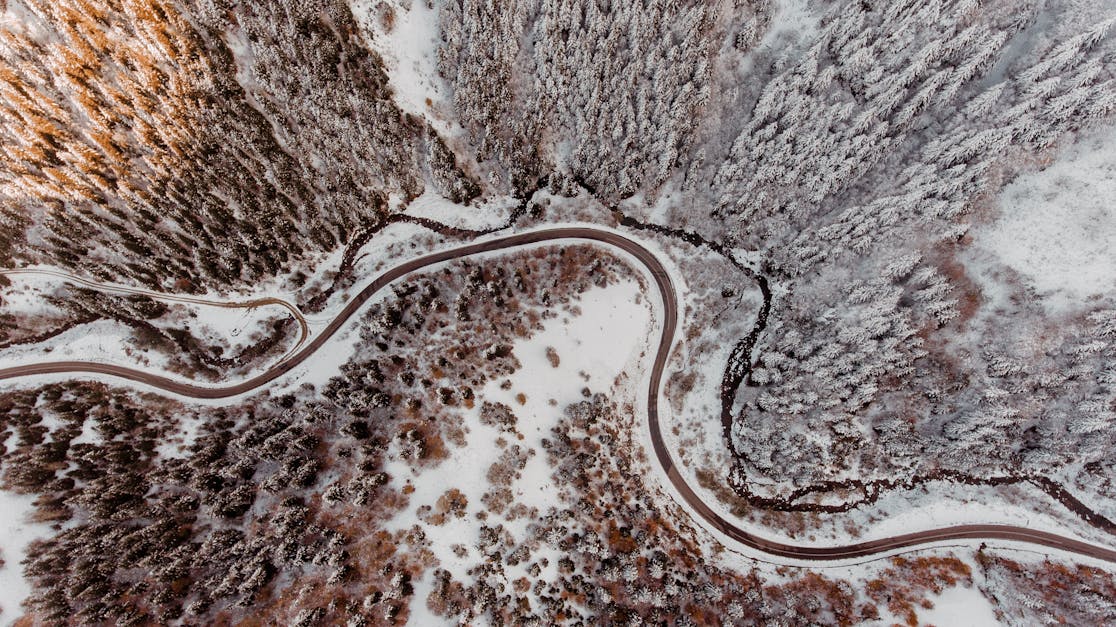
[[914, 584, 1000, 627], [0, 318, 174, 373], [0, 491, 51, 625], [971, 122, 1116, 312], [0, 270, 294, 355], [400, 190, 514, 232], [759, 0, 822, 50], [351, 0, 456, 136], [386, 278, 652, 623]]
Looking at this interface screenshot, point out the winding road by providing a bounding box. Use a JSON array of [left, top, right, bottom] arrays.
[[3, 227, 1116, 564], [0, 268, 311, 362]]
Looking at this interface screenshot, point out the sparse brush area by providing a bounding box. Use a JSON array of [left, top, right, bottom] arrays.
[[3, 0, 1116, 623], [975, 550, 1116, 624]]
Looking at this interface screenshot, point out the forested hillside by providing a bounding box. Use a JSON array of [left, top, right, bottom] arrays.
[[3, 0, 1116, 624], [0, 0, 475, 291]]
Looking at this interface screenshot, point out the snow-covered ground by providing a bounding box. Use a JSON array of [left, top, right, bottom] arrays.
[[0, 491, 51, 625], [7, 211, 1115, 581], [178, 301, 286, 355], [664, 370, 1116, 567], [758, 0, 822, 52], [399, 190, 514, 232], [0, 278, 291, 377], [0, 222, 444, 398], [0, 318, 175, 373], [1, 268, 294, 358], [969, 122, 1116, 312], [0, 269, 288, 325], [309, 221, 438, 320], [351, 0, 458, 137], [639, 238, 1116, 571], [386, 278, 652, 625], [915, 583, 1000, 627], [72, 224, 672, 409]]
